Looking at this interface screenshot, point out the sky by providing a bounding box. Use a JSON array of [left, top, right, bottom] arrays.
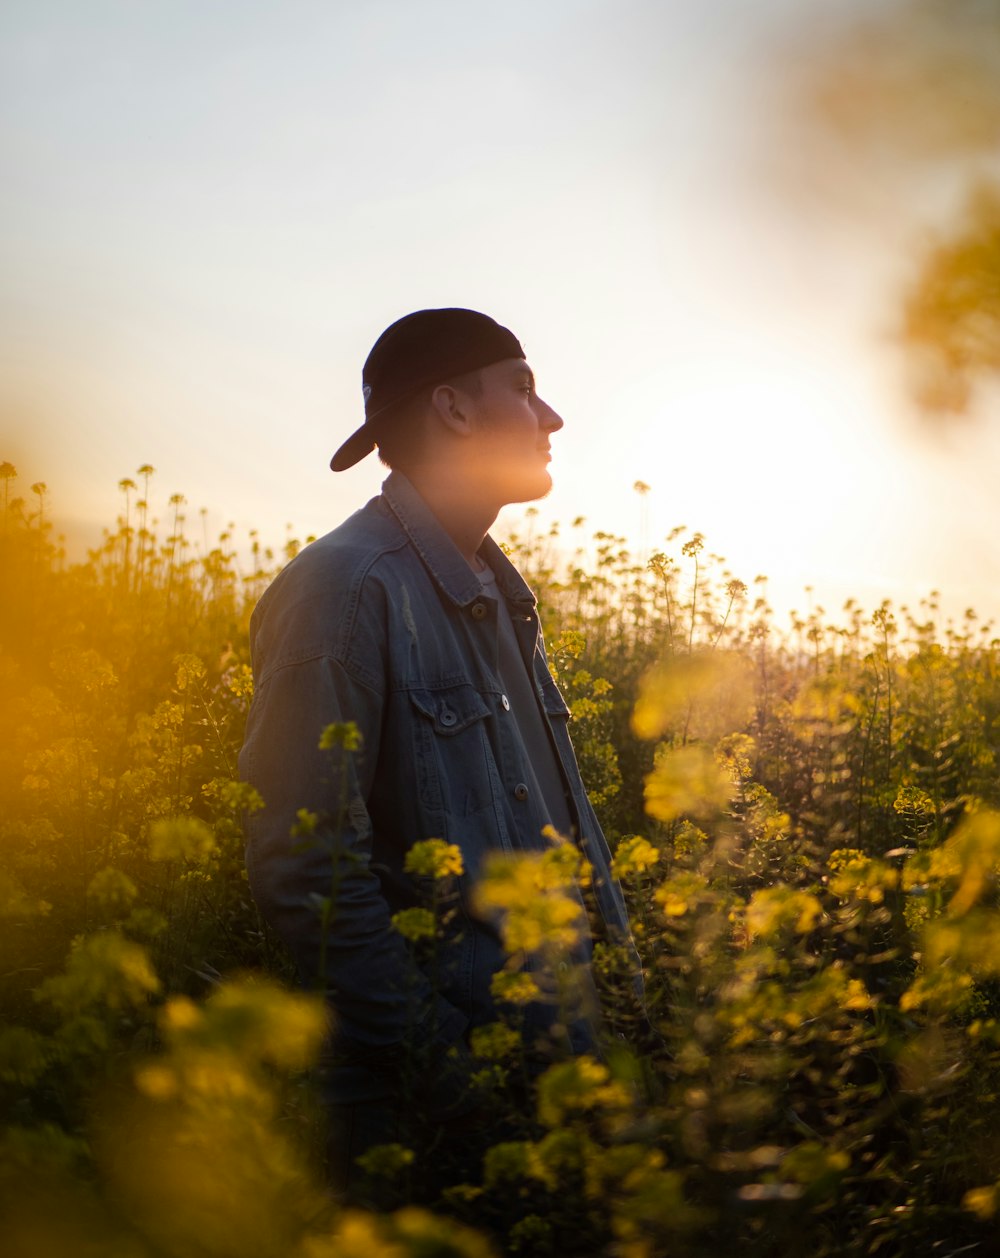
[[3, 0, 998, 630]]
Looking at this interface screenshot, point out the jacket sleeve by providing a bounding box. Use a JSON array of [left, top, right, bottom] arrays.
[[238, 594, 468, 1068]]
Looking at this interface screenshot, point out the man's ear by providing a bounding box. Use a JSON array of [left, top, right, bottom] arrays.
[[429, 382, 477, 438]]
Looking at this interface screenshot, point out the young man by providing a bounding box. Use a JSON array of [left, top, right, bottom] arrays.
[[239, 308, 637, 1190]]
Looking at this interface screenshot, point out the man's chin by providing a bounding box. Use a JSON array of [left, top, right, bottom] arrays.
[[507, 472, 553, 505]]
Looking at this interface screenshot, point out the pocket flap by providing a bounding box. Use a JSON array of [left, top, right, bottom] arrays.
[[409, 685, 491, 735]]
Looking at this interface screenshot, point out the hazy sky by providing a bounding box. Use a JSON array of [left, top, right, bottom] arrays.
[[3, 0, 997, 627]]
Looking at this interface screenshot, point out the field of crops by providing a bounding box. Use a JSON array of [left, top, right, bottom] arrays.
[[3, 465, 1000, 1257]]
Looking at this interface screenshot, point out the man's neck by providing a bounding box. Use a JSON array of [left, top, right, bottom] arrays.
[[404, 465, 499, 570]]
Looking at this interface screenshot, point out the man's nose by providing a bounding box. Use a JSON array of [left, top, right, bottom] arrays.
[[537, 398, 564, 432]]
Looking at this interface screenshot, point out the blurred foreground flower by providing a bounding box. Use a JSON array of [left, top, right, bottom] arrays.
[[404, 838, 463, 880], [148, 815, 218, 863], [632, 650, 754, 744], [474, 844, 585, 955], [644, 743, 734, 823], [36, 931, 160, 1015]]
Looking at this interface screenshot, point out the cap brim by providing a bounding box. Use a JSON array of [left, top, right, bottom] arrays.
[[330, 424, 377, 472]]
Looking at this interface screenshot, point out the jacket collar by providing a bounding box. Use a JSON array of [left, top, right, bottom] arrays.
[[381, 471, 536, 611]]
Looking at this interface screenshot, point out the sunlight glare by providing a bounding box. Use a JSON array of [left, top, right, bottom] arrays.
[[613, 346, 907, 611]]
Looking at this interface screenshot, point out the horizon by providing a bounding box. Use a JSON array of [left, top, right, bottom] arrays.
[[5, 458, 994, 642]]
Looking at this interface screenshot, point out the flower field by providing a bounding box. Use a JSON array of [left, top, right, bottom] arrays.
[[3, 465, 1000, 1257]]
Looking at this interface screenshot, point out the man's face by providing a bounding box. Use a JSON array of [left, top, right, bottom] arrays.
[[464, 357, 564, 505]]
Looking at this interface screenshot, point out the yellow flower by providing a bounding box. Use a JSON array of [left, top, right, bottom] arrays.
[[964, 1184, 1000, 1221], [745, 887, 823, 939], [654, 872, 709, 918], [36, 931, 160, 1014], [391, 907, 437, 942], [87, 867, 139, 916], [612, 835, 660, 879], [355, 1143, 415, 1177], [827, 850, 891, 904], [474, 848, 584, 956], [780, 1141, 849, 1185], [149, 816, 217, 863], [160, 980, 325, 1070], [318, 721, 362, 752], [404, 838, 464, 880], [173, 653, 207, 690], [535, 1056, 630, 1127], [470, 1022, 522, 1060], [644, 743, 734, 823], [490, 970, 541, 1005]]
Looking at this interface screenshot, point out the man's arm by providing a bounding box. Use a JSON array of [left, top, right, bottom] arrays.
[[239, 645, 468, 1066]]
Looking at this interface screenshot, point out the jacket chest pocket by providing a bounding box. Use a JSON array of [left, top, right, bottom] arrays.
[[407, 684, 498, 820]]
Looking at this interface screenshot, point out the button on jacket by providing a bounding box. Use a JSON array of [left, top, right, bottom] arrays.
[[239, 471, 637, 1097]]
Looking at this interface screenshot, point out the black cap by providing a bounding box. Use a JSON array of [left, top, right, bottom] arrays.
[[330, 308, 526, 471]]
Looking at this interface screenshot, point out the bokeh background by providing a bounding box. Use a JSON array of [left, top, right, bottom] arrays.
[[3, 0, 999, 624]]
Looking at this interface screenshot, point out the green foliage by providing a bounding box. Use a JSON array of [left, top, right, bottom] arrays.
[[3, 468, 1000, 1254]]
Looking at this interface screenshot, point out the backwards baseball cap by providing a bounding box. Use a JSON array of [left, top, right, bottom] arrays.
[[330, 307, 526, 471]]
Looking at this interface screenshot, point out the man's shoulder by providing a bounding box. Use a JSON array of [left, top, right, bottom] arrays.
[[248, 496, 412, 670], [300, 499, 406, 575], [266, 497, 405, 600]]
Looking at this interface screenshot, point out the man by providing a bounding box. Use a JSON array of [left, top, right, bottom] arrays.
[[239, 308, 637, 1191]]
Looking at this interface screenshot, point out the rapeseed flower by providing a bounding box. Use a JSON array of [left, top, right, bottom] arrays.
[[612, 834, 660, 879], [36, 931, 160, 1014], [391, 907, 437, 942], [474, 846, 585, 955], [148, 815, 217, 863], [404, 838, 464, 880]]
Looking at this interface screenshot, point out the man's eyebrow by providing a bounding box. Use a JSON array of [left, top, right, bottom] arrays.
[[510, 366, 536, 387]]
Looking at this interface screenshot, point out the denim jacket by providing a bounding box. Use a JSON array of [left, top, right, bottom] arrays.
[[239, 472, 636, 1098]]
